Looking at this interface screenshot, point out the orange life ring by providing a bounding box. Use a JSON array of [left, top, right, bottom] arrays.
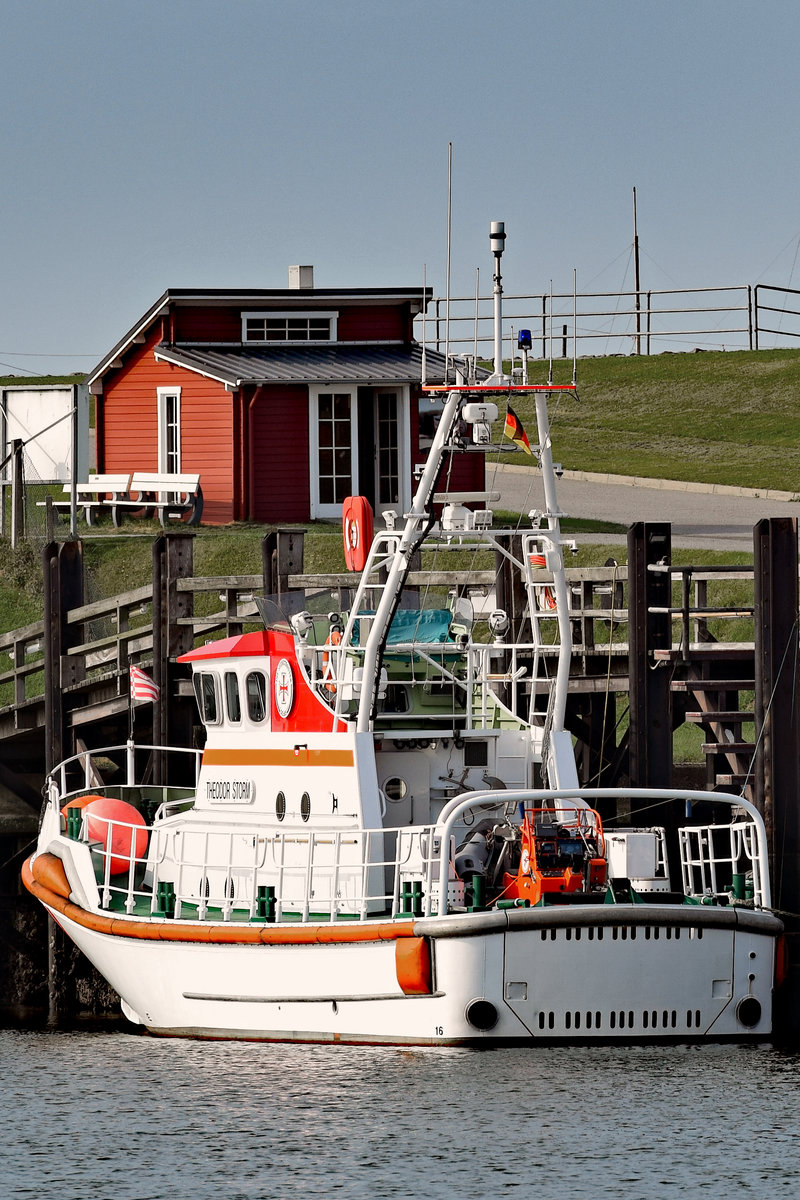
[[321, 629, 342, 693], [342, 496, 374, 572]]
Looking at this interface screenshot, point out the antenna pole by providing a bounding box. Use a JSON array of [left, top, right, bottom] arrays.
[[548, 280, 554, 385], [445, 143, 453, 371], [421, 263, 427, 386], [473, 266, 479, 379], [633, 185, 641, 355], [490, 221, 506, 379]]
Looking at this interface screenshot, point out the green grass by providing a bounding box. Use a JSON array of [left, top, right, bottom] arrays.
[[504, 348, 800, 492]]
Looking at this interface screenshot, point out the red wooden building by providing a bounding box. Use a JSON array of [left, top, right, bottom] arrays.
[[87, 271, 484, 525]]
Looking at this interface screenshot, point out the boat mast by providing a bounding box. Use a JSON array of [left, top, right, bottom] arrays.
[[356, 222, 509, 732]]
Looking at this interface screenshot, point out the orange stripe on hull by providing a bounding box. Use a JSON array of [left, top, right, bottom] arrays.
[[22, 855, 414, 947], [203, 748, 355, 768]]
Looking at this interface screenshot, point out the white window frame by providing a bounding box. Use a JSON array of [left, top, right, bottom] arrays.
[[308, 385, 358, 519], [157, 386, 181, 474], [308, 384, 410, 519], [241, 310, 338, 344]]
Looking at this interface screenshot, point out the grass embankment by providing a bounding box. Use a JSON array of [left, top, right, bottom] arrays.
[[507, 348, 800, 492]]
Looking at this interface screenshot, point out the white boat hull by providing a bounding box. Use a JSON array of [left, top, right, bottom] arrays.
[[45, 902, 778, 1044]]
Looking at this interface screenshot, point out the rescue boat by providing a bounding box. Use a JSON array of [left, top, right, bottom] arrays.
[[24, 223, 782, 1043]]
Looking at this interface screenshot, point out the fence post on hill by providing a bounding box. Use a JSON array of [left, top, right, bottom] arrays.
[[152, 533, 195, 783], [753, 517, 800, 1041]]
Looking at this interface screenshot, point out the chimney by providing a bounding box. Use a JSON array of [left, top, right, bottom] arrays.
[[289, 265, 314, 289]]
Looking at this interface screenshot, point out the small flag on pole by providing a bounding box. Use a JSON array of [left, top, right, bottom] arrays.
[[503, 404, 532, 455], [130, 665, 159, 704]]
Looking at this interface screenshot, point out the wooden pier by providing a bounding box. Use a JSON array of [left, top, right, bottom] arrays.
[[2, 520, 799, 1037]]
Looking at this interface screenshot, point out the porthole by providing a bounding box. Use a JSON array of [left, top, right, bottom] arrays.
[[384, 777, 408, 802], [276, 791, 286, 821], [300, 792, 311, 822]]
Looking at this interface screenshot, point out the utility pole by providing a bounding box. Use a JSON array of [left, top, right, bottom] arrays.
[[633, 186, 642, 355]]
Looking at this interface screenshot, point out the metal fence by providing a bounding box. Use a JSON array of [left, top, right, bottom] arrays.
[[415, 282, 800, 361]]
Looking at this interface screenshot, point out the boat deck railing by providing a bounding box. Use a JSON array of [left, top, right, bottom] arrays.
[[53, 784, 771, 923]]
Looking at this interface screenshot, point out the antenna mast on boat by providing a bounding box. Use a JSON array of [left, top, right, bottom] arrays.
[[444, 143, 453, 374], [489, 220, 506, 382], [421, 262, 427, 386]]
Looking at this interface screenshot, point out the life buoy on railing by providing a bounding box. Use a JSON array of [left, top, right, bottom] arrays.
[[321, 629, 342, 693], [342, 496, 374, 572]]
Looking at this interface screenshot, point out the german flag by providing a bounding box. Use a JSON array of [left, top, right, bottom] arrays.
[[503, 404, 532, 455]]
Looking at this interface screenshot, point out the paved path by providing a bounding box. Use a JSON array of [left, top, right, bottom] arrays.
[[490, 464, 800, 552]]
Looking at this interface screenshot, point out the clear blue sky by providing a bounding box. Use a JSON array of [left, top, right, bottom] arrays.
[[3, 0, 800, 375]]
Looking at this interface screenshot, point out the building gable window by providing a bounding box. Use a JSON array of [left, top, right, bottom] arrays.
[[242, 311, 337, 344]]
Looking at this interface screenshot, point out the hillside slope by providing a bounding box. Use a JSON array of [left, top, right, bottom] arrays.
[[510, 348, 800, 492]]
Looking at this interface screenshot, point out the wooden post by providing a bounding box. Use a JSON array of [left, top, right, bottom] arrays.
[[43, 539, 84, 774], [627, 522, 672, 786], [754, 517, 800, 1040], [152, 533, 194, 781], [11, 438, 23, 549], [262, 528, 305, 598]]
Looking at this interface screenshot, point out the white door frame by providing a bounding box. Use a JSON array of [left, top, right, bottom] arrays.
[[308, 385, 358, 519], [308, 384, 410, 519]]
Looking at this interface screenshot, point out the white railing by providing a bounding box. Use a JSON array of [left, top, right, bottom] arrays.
[[64, 808, 449, 923], [59, 786, 771, 923], [48, 739, 202, 802], [679, 821, 765, 906], [436, 788, 771, 913]]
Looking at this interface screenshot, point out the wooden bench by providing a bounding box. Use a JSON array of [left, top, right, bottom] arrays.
[[124, 472, 203, 526], [39, 474, 133, 527]]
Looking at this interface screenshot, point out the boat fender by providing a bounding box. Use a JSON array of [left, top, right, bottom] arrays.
[[775, 933, 789, 988], [395, 936, 433, 996], [31, 852, 72, 900], [84, 797, 149, 876], [60, 792, 106, 832], [321, 629, 342, 694], [342, 495, 374, 572]]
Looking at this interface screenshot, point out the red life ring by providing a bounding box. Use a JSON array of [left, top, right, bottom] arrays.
[[342, 496, 374, 572]]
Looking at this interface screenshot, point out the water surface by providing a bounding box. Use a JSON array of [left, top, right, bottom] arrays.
[[1, 1030, 797, 1198]]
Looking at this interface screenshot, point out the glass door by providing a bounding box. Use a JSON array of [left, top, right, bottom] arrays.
[[310, 388, 357, 518]]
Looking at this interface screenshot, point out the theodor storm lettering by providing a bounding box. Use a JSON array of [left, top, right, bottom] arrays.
[[206, 779, 256, 803]]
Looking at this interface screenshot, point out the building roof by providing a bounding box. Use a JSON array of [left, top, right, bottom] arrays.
[[86, 285, 431, 393], [152, 342, 453, 387]]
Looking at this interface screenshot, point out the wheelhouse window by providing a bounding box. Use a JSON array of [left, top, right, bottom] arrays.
[[193, 672, 220, 725], [224, 672, 241, 724], [241, 311, 337, 343], [246, 671, 268, 723]]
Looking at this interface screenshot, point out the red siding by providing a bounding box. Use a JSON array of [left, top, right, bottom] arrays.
[[337, 305, 409, 342], [100, 330, 236, 524], [251, 386, 310, 523], [173, 307, 243, 342], [171, 302, 410, 344]]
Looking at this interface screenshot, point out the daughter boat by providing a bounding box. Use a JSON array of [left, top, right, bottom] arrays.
[[24, 224, 782, 1043]]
